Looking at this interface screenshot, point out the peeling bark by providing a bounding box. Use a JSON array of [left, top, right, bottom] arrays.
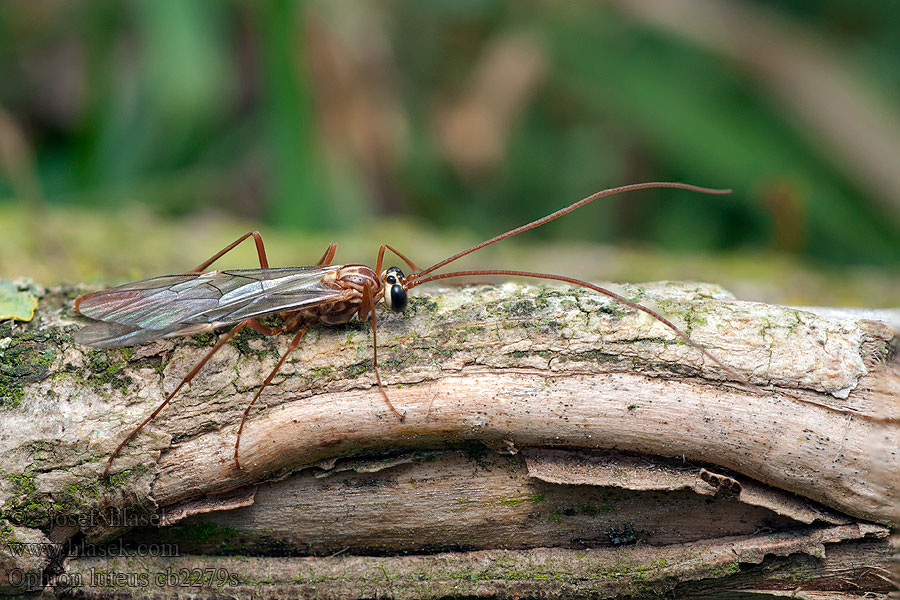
[[0, 280, 897, 597], [56, 525, 891, 599]]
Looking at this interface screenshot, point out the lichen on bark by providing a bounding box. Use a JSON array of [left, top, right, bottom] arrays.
[[0, 279, 897, 597]]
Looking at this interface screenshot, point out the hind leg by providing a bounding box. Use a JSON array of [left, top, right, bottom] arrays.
[[102, 317, 289, 477], [317, 242, 337, 266], [191, 231, 270, 272]]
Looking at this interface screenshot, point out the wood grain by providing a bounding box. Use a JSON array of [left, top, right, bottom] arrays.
[[0, 279, 896, 596]]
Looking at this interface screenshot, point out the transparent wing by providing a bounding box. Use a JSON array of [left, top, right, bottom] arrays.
[[72, 322, 176, 348], [74, 266, 344, 347]]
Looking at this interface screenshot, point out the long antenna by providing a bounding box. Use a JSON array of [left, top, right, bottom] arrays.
[[406, 269, 749, 386], [405, 182, 731, 283]]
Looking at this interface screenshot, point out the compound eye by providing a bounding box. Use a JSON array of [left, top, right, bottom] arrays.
[[389, 284, 407, 313]]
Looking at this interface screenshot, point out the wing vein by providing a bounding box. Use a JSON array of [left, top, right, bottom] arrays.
[[75, 266, 343, 347]]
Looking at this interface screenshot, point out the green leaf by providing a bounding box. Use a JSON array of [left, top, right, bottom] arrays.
[[0, 281, 37, 322]]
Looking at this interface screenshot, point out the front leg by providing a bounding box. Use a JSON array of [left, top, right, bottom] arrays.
[[361, 282, 405, 420], [375, 244, 421, 275]]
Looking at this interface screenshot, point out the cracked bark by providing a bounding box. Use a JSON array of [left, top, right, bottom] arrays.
[[0, 279, 897, 598]]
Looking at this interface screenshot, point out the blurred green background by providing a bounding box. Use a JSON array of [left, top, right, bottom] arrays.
[[1, 0, 899, 306]]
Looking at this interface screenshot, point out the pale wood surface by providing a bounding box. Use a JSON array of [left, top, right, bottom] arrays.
[[0, 279, 897, 597]]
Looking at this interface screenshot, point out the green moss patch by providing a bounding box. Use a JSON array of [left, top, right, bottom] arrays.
[[229, 327, 279, 359], [0, 326, 58, 408], [56, 348, 134, 394]]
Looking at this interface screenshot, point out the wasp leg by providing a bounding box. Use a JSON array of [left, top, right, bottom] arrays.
[[375, 244, 421, 275], [234, 321, 310, 470], [317, 242, 338, 266], [362, 282, 405, 421], [191, 231, 270, 272], [102, 318, 278, 477]]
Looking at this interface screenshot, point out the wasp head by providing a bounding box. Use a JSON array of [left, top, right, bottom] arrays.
[[381, 266, 407, 312]]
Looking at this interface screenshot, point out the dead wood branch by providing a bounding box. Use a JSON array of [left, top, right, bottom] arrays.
[[0, 280, 897, 597]]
